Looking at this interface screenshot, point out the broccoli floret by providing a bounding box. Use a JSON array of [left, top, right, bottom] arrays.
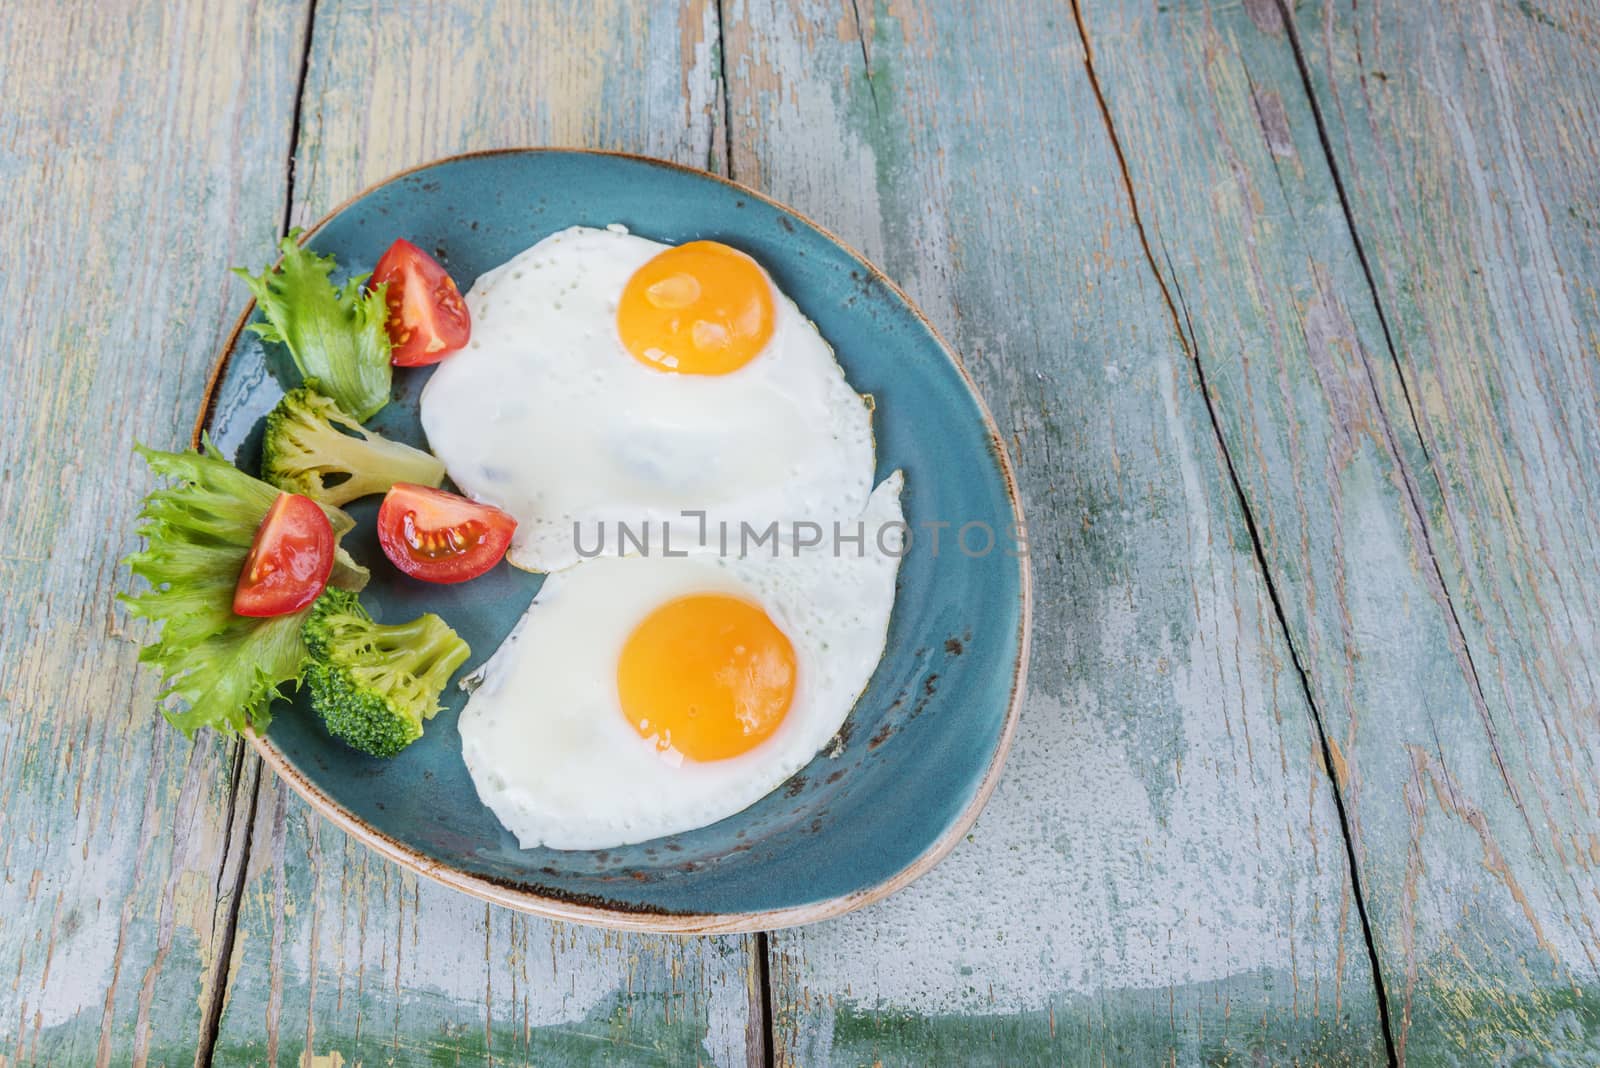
[[302, 588, 470, 758], [261, 386, 445, 506]]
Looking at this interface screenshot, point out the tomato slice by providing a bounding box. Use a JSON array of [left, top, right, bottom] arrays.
[[377, 483, 516, 584], [234, 493, 335, 617], [371, 238, 472, 367]]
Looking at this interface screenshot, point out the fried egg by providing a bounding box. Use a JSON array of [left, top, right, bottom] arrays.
[[459, 474, 905, 850], [420, 225, 876, 573]]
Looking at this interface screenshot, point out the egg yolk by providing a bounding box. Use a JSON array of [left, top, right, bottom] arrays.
[[617, 241, 776, 374], [617, 594, 796, 762]]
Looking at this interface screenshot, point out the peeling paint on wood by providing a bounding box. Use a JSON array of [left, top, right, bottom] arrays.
[[1282, 0, 1600, 1059], [206, 0, 760, 1064], [720, 2, 1383, 1063], [0, 0, 309, 1062], [9, 0, 1600, 1063], [212, 781, 757, 1066], [1076, 0, 1600, 1060]]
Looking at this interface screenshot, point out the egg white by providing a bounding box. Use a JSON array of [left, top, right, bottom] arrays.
[[459, 473, 905, 850], [420, 225, 876, 573]]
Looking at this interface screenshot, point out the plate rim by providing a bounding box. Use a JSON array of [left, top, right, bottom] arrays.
[[194, 147, 1032, 933]]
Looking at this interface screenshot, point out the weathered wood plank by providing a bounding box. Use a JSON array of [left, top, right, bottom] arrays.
[[1281, 0, 1600, 1058], [212, 785, 758, 1066], [207, 2, 761, 1064], [1075, 0, 1600, 1060], [720, 1, 1384, 1063], [0, 0, 310, 1062]]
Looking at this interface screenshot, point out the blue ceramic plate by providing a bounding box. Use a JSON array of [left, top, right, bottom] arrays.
[[199, 150, 1030, 932]]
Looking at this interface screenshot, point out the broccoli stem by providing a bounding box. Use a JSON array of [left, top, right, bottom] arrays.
[[365, 615, 472, 691], [261, 386, 445, 506]]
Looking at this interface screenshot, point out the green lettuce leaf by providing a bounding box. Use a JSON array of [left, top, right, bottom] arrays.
[[121, 440, 368, 736], [235, 232, 393, 421]]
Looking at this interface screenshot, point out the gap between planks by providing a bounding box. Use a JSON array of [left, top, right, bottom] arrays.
[[195, 2, 320, 1065], [187, 3, 787, 1066], [709, 5, 783, 1061], [1270, 0, 1531, 837], [711, 0, 735, 176], [176, 3, 1427, 1062], [755, 931, 776, 1068], [183, 0, 1396, 1061], [1066, 0, 1400, 1062]]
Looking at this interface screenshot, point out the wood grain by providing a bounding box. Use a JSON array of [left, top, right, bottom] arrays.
[[1283, 0, 1600, 1058], [0, 0, 310, 1062], [212, 778, 758, 1065], [11, 0, 1600, 1061], [1074, 0, 1600, 1060], [205, 1, 762, 1064], [720, 1, 1384, 1062]]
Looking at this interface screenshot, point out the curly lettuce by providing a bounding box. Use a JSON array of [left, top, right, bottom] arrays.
[[235, 232, 393, 421], [121, 440, 369, 736]]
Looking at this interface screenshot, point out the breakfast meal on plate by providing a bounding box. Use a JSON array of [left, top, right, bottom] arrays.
[[420, 225, 876, 572], [123, 221, 902, 849]]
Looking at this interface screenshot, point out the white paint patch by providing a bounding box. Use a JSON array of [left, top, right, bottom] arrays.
[[699, 947, 751, 1068], [772, 354, 1353, 1013], [778, 628, 1339, 1014], [0, 726, 233, 1034], [1158, 354, 1212, 579], [2, 832, 131, 1030]]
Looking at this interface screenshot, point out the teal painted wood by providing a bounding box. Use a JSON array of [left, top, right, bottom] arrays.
[[722, 1, 1384, 1063], [207, 1, 763, 1063], [213, 781, 758, 1065], [1283, 0, 1600, 1059], [11, 0, 1598, 1062], [1075, 0, 1600, 1060], [0, 0, 310, 1062]]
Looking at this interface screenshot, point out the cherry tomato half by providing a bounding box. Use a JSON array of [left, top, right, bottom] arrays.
[[371, 238, 471, 366], [377, 483, 516, 584], [233, 493, 335, 617]]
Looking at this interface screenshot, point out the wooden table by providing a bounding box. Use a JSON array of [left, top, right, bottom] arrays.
[[5, 0, 1598, 1063]]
